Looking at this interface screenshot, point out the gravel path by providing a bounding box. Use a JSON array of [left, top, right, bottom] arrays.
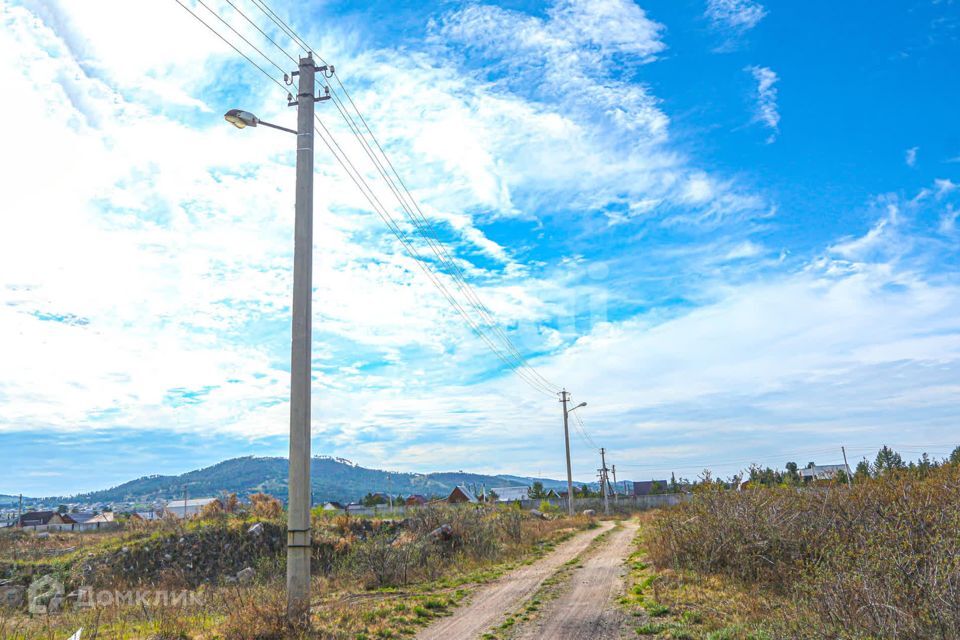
[[415, 521, 614, 640], [514, 519, 639, 640]]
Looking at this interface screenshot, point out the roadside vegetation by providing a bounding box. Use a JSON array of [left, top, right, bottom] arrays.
[[643, 446, 960, 639], [0, 502, 591, 640]]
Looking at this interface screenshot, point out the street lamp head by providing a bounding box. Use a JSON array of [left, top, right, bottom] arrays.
[[576, 402, 587, 409], [224, 109, 259, 129]]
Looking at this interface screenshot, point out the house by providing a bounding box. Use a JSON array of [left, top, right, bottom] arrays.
[[799, 464, 850, 482], [16, 511, 65, 528], [447, 486, 478, 504], [60, 512, 115, 531], [405, 494, 428, 507], [131, 511, 162, 522], [321, 501, 345, 511], [632, 480, 669, 497], [488, 486, 530, 502], [345, 503, 367, 514], [164, 497, 220, 519]]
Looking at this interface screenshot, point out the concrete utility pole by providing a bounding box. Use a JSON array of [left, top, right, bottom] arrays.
[[599, 448, 610, 515], [841, 446, 853, 488], [560, 389, 575, 516], [287, 53, 318, 624], [611, 465, 619, 502]]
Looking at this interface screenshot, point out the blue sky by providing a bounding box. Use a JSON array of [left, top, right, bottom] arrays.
[[2, 0, 959, 496]]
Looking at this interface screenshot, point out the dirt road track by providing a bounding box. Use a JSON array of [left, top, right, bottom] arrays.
[[515, 520, 638, 640], [415, 521, 614, 640]]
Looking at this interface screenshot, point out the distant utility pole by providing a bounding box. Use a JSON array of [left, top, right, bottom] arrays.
[[611, 465, 619, 503], [18, 493, 22, 524], [841, 446, 853, 488], [560, 389, 575, 516], [599, 448, 610, 515], [559, 389, 587, 516], [183, 485, 188, 518]]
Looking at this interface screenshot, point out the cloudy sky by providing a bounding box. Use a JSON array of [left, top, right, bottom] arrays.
[[2, 0, 959, 496]]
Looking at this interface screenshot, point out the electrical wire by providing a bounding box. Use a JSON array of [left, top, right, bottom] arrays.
[[173, 0, 561, 397], [173, 0, 289, 94], [194, 0, 288, 76], [223, 0, 298, 65]]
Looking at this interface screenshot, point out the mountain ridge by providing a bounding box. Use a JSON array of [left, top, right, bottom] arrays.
[[54, 456, 571, 505]]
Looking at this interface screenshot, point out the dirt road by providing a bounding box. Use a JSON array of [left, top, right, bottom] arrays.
[[514, 519, 639, 640], [415, 521, 614, 640]]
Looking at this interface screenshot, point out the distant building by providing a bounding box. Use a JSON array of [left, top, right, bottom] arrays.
[[447, 486, 478, 504], [799, 464, 850, 482], [632, 481, 668, 497], [345, 503, 366, 514], [405, 495, 428, 507], [60, 512, 115, 531], [321, 501, 345, 511], [131, 511, 162, 522], [488, 486, 530, 502], [16, 511, 65, 528], [164, 497, 219, 519]]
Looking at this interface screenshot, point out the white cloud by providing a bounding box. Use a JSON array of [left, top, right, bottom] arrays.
[[746, 65, 780, 142], [706, 0, 767, 32], [906, 146, 919, 167]]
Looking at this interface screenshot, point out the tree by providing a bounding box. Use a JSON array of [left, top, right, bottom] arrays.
[[487, 490, 499, 503], [854, 459, 871, 482], [362, 493, 387, 507], [56, 505, 67, 514], [785, 462, 800, 484], [950, 446, 960, 465], [874, 445, 905, 474], [529, 482, 547, 499], [249, 492, 282, 519]]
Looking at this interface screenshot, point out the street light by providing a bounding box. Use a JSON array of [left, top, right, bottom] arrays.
[[224, 109, 297, 135], [222, 53, 321, 626], [559, 391, 588, 516]]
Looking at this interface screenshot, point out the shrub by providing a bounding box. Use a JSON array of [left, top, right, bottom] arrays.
[[649, 464, 960, 638]]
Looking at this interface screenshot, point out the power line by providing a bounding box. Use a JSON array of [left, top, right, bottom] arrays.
[[223, 0, 298, 65], [311, 115, 558, 396], [247, 0, 315, 57], [173, 0, 290, 94], [174, 0, 561, 396], [194, 0, 288, 76]]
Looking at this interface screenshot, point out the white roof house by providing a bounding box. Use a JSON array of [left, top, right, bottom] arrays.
[[488, 486, 531, 502], [164, 497, 219, 519], [799, 464, 851, 481]]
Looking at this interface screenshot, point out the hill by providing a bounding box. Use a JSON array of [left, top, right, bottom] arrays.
[[62, 456, 565, 505]]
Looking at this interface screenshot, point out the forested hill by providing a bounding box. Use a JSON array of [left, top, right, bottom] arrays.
[[61, 456, 567, 504]]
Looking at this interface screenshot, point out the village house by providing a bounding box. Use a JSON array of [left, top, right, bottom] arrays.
[[15, 511, 65, 529], [404, 494, 428, 507], [799, 464, 851, 482], [321, 501, 345, 511], [632, 480, 669, 496], [446, 486, 478, 504], [164, 497, 219, 519]]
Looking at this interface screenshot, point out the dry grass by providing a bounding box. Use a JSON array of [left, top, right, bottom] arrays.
[[646, 465, 960, 639], [0, 507, 590, 640]]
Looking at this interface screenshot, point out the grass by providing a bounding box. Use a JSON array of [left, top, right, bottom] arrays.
[[0, 508, 593, 640], [618, 514, 787, 640]]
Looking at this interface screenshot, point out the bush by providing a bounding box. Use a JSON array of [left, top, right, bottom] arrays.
[[649, 464, 960, 638]]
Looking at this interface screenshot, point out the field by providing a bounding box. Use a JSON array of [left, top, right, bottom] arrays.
[[634, 463, 960, 639], [0, 505, 590, 640]]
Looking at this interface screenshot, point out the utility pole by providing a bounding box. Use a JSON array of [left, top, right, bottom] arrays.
[[611, 465, 619, 503], [17, 493, 22, 525], [841, 446, 853, 488], [183, 485, 188, 519], [560, 389, 575, 516], [599, 448, 610, 515], [287, 53, 319, 625]]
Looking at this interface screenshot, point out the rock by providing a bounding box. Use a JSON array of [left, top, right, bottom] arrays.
[[163, 554, 172, 562], [224, 576, 238, 585], [121, 547, 129, 554], [428, 524, 454, 540], [530, 510, 549, 520], [0, 585, 25, 609], [248, 523, 264, 536], [37, 532, 50, 540], [582, 509, 597, 517], [236, 567, 255, 583]]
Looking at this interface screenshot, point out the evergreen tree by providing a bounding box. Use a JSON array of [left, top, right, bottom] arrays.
[[874, 445, 905, 474]]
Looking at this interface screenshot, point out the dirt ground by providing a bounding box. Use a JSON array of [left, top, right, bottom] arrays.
[[514, 519, 638, 639], [415, 520, 614, 640]]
